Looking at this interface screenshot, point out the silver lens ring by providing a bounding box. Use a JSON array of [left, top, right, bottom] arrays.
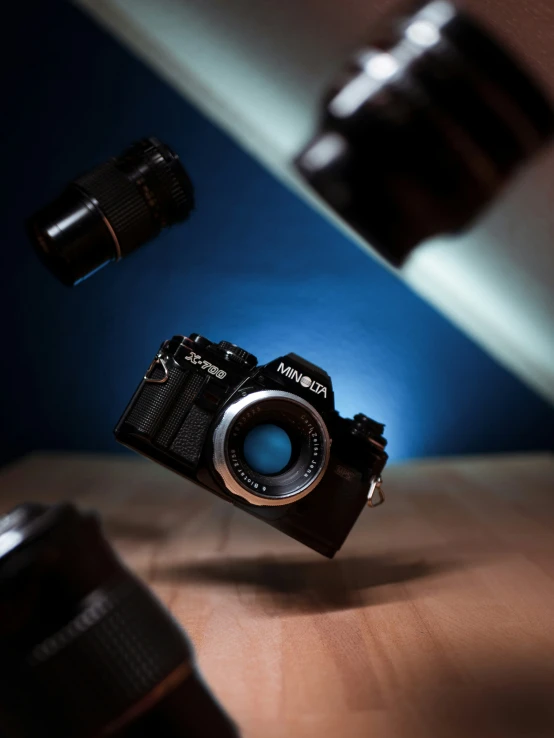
[[212, 390, 331, 507]]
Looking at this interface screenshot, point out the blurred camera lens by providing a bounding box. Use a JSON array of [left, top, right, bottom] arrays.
[[0, 503, 238, 738], [27, 137, 194, 285], [296, 0, 554, 266]]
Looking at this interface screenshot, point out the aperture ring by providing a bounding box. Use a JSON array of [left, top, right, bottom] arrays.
[[137, 143, 194, 224], [114, 138, 194, 225]]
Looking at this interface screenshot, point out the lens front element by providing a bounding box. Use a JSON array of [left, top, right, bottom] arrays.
[[213, 391, 330, 507], [243, 424, 293, 475]]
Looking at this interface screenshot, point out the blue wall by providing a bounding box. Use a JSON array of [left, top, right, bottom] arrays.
[[2, 0, 553, 466]]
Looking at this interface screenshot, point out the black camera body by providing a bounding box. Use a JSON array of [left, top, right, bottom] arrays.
[[115, 334, 388, 557]]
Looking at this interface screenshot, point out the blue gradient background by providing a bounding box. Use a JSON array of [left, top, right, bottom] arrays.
[[2, 0, 553, 466]]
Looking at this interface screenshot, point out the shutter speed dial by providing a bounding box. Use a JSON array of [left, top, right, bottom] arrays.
[[188, 333, 211, 349], [217, 341, 257, 368]]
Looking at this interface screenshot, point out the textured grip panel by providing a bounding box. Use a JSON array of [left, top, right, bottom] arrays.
[[29, 577, 192, 736], [126, 362, 190, 437], [75, 162, 157, 256], [155, 372, 207, 448], [171, 405, 213, 464]]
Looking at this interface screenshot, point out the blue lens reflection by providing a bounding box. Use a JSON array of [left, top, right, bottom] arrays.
[[242, 424, 292, 475]]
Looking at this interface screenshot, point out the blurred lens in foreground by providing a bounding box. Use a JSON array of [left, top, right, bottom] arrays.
[[296, 0, 554, 266], [0, 502, 238, 738]]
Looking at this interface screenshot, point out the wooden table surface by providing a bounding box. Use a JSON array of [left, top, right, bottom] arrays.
[[1, 452, 554, 738]]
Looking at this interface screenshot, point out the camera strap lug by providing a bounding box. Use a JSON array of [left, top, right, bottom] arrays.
[[144, 354, 169, 384], [367, 476, 385, 507]]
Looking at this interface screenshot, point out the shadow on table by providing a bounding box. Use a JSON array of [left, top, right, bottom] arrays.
[[152, 551, 461, 613]]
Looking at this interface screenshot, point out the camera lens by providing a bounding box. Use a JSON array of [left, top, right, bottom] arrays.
[[0, 502, 238, 738], [242, 423, 293, 475], [213, 390, 330, 507], [27, 137, 194, 285], [295, 0, 554, 266]]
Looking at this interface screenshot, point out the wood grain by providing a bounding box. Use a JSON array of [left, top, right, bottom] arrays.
[[1, 452, 554, 738]]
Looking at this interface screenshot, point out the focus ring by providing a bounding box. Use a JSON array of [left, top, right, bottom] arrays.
[[75, 162, 157, 256], [28, 576, 192, 736]]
